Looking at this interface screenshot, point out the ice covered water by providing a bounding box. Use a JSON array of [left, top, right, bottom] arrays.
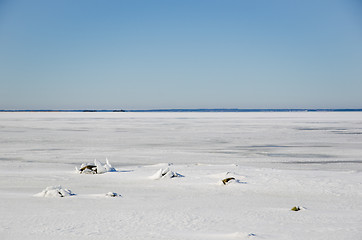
[[1, 112, 362, 240], [0, 112, 361, 171]]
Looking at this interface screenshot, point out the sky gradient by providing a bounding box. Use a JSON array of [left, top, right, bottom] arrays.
[[1, 0, 361, 110]]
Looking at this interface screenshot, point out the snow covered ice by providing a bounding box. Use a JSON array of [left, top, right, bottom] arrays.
[[0, 112, 362, 239]]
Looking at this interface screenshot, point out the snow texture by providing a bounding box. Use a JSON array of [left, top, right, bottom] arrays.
[[1, 112, 362, 240]]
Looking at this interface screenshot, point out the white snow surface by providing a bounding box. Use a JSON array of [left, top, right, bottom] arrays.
[[1, 112, 362, 239]]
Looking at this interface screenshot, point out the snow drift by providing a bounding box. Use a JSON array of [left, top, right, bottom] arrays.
[[150, 168, 184, 180], [34, 185, 76, 198]]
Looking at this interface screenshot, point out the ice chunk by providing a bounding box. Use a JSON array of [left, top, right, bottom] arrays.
[[105, 158, 116, 172], [94, 159, 107, 174], [76, 158, 116, 174]]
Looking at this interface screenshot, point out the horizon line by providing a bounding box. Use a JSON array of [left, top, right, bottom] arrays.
[[1, 108, 362, 112]]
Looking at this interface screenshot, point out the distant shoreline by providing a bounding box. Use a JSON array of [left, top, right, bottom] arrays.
[[1, 109, 362, 112]]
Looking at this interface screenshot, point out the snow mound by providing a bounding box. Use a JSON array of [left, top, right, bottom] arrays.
[[291, 206, 306, 211], [76, 158, 116, 174], [105, 192, 121, 197], [150, 168, 184, 180], [34, 186, 76, 198]]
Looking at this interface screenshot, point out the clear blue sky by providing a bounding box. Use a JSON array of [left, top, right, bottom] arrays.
[[1, 0, 361, 110]]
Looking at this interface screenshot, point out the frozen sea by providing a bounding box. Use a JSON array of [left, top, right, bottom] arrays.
[[1, 111, 362, 170], [1, 112, 362, 239]]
